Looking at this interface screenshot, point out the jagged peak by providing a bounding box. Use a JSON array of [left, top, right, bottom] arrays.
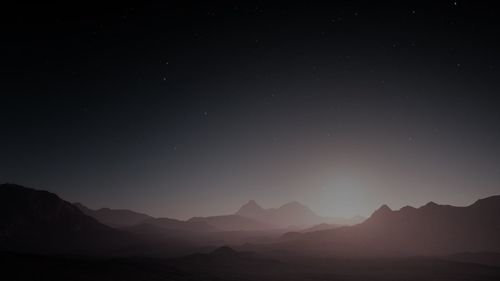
[[239, 199, 264, 210], [245, 199, 261, 207], [378, 204, 392, 212], [235, 200, 267, 218], [365, 204, 393, 222], [421, 201, 439, 209], [400, 205, 416, 211]]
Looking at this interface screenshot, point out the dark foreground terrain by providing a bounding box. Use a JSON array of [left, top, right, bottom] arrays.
[[3, 249, 500, 281]]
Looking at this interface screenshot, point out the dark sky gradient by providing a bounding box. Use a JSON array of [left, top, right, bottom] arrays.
[[2, 1, 500, 219]]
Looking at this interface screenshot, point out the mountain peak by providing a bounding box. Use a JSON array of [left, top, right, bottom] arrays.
[[366, 204, 393, 222], [421, 201, 439, 209], [235, 200, 266, 219], [378, 204, 392, 212], [246, 200, 260, 207], [242, 199, 263, 210], [279, 201, 308, 209], [235, 200, 324, 227]]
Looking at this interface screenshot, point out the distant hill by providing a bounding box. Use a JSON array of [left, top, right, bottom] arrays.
[[189, 215, 273, 231], [301, 223, 341, 232], [271, 196, 500, 257], [339, 215, 366, 225], [74, 203, 219, 234], [136, 217, 216, 232], [118, 219, 216, 246], [235, 200, 364, 227], [74, 203, 153, 227]]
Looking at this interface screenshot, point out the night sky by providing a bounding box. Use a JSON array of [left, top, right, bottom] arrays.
[[2, 1, 500, 219]]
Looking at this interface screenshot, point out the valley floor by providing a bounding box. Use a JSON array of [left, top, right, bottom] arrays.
[[3, 251, 500, 281]]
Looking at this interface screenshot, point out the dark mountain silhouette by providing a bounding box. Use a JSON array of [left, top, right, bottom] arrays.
[[189, 215, 273, 231], [0, 184, 206, 257], [235, 200, 364, 227], [271, 195, 500, 257], [74, 203, 153, 227], [0, 183, 133, 255]]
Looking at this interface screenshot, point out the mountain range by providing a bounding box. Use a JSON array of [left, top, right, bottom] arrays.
[[73, 197, 359, 232], [3, 182, 500, 260], [0, 183, 132, 255], [266, 196, 500, 257], [236, 199, 364, 227], [74, 203, 153, 227]]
